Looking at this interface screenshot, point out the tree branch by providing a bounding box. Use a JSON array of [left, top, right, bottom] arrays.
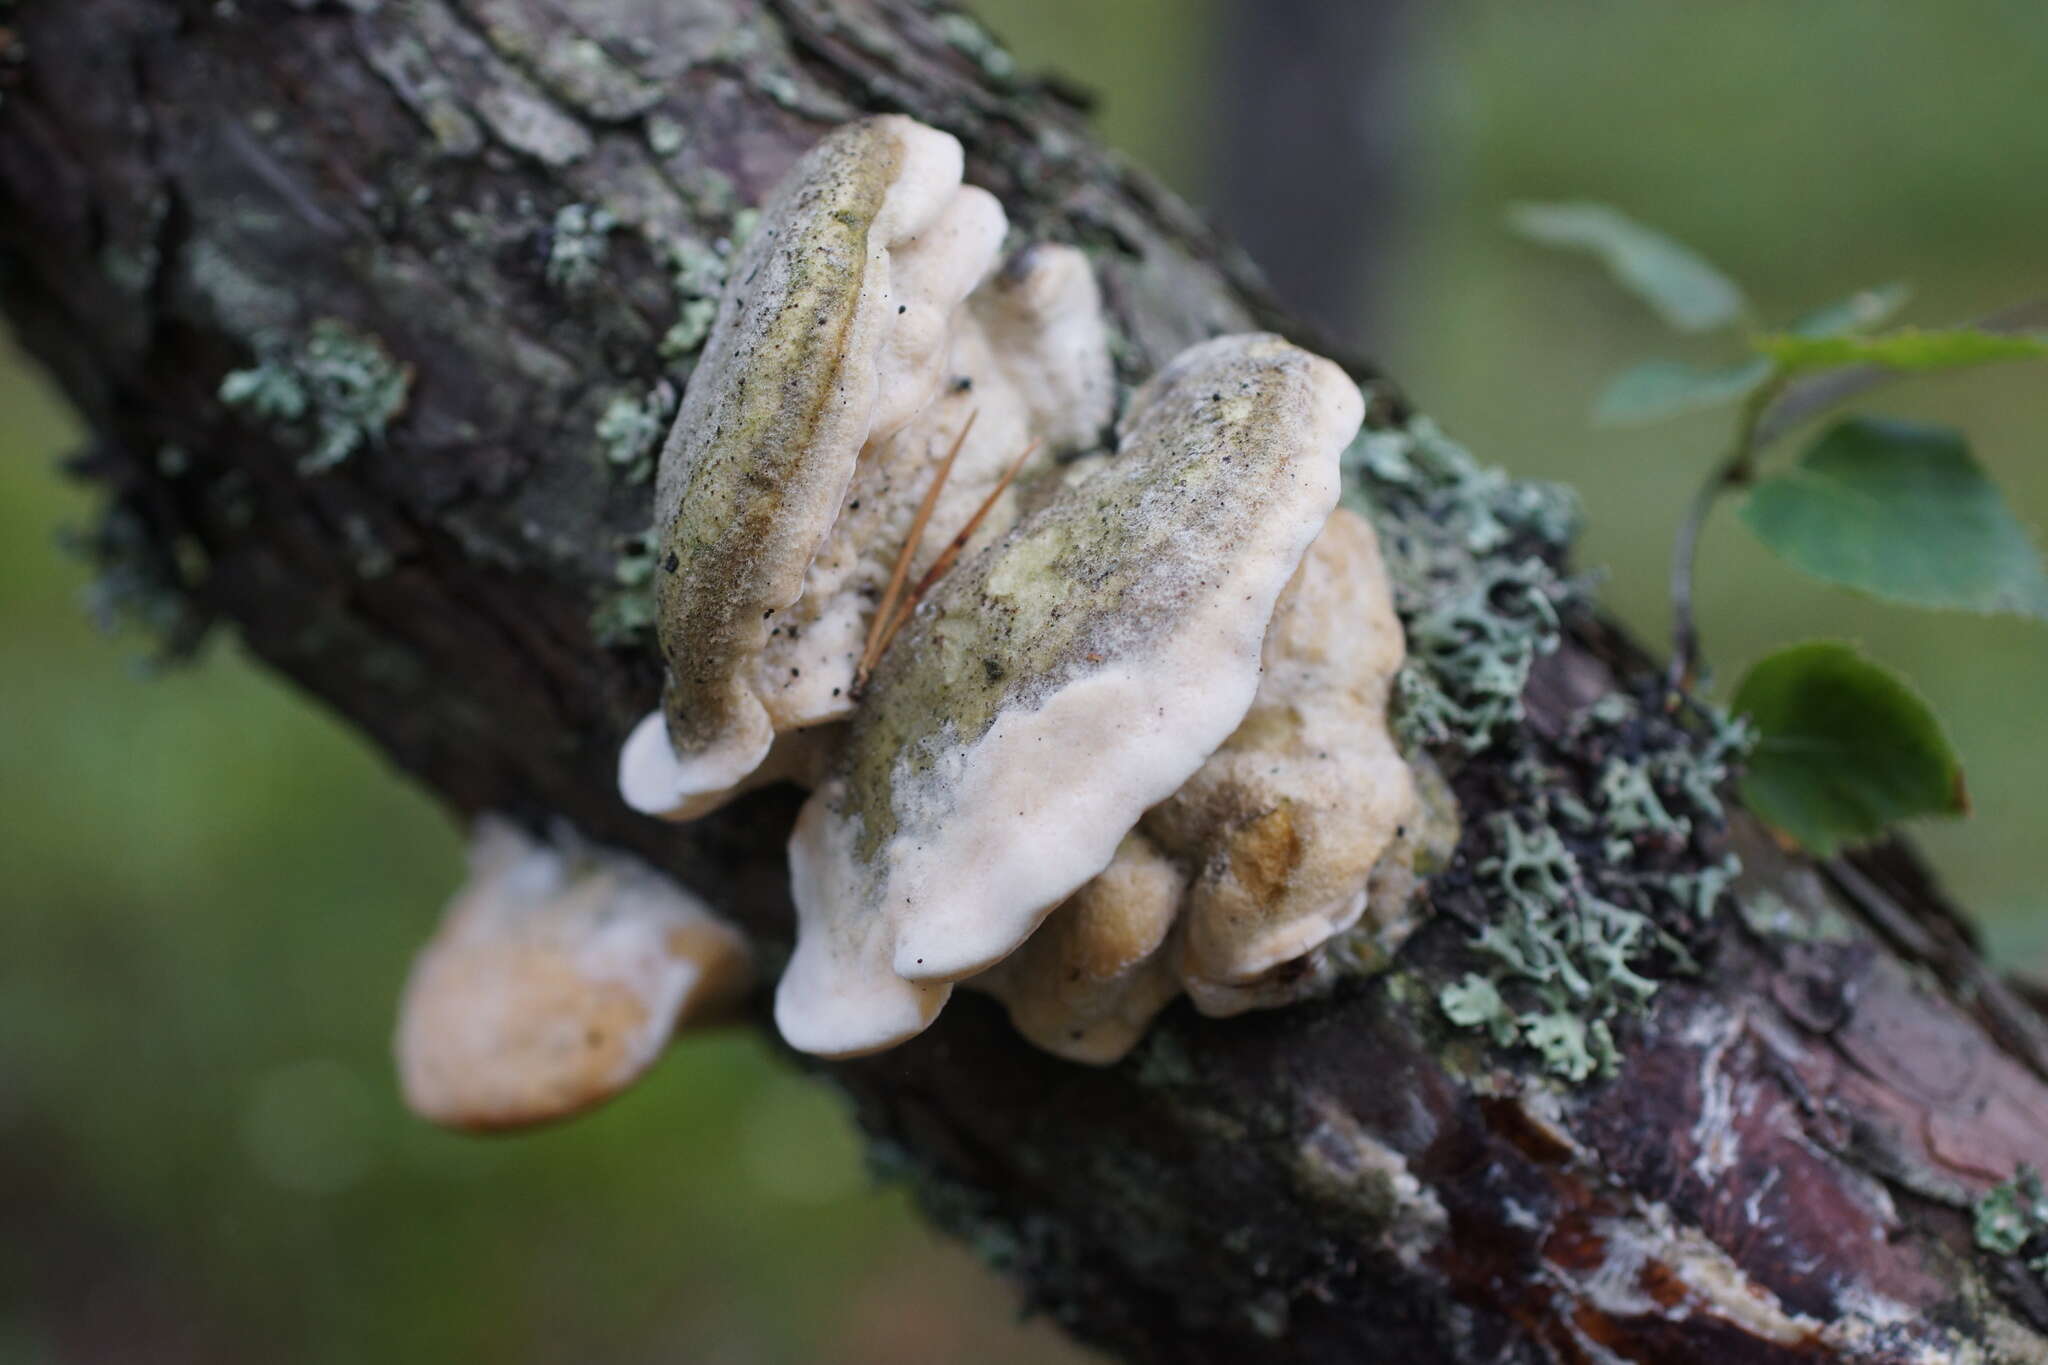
[[5, 2, 2048, 1359]]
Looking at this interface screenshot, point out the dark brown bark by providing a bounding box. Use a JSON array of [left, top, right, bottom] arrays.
[[6, 2, 2048, 1361]]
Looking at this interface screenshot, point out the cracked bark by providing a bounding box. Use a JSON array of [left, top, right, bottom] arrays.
[[6, 1, 2048, 1360]]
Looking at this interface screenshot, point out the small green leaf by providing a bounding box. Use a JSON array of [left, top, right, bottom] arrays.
[[1593, 357, 1771, 426], [1732, 642, 1967, 856], [1756, 326, 2048, 375], [1786, 282, 1912, 338], [1740, 417, 2048, 617], [1509, 201, 1747, 333]]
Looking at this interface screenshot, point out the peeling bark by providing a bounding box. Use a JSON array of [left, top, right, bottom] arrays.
[[6, 2, 2048, 1360]]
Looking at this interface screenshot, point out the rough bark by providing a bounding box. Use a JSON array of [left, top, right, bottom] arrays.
[[6, 2, 2048, 1361]]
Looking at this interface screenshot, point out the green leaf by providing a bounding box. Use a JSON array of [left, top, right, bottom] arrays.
[[1755, 326, 2048, 375], [1740, 417, 2048, 617], [1593, 357, 1771, 425], [1731, 642, 1967, 856], [1786, 282, 1912, 338], [1508, 201, 1747, 333]]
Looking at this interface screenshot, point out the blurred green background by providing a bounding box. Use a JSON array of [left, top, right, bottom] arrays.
[[6, 4, 2047, 1360]]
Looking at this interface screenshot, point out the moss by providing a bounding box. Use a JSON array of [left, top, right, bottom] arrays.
[[594, 382, 676, 484], [543, 203, 617, 291], [218, 318, 413, 473]]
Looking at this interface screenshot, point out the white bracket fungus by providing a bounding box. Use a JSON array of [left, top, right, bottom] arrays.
[[396, 816, 751, 1130], [604, 113, 1445, 1069], [620, 114, 1114, 820], [776, 332, 1361, 1055]]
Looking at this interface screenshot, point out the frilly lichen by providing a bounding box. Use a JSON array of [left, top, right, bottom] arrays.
[[595, 382, 676, 484], [1433, 688, 1751, 1081], [1344, 414, 1579, 754], [1975, 1166, 2048, 1279], [218, 318, 412, 473], [544, 203, 617, 291]]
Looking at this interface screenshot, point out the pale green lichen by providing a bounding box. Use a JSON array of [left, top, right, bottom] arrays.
[[595, 381, 676, 484], [1434, 689, 1750, 1081], [590, 528, 660, 648], [645, 113, 685, 158], [1345, 414, 1579, 754], [1343, 411, 1751, 1082], [933, 10, 1019, 81], [64, 503, 209, 667], [1975, 1167, 2048, 1278], [544, 203, 617, 290], [660, 237, 734, 359], [219, 318, 413, 473]]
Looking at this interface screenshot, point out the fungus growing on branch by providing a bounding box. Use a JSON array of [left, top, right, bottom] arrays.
[[608, 114, 1444, 1069], [620, 115, 1114, 819], [775, 332, 1363, 1056], [619, 114, 992, 818], [395, 817, 750, 1131]]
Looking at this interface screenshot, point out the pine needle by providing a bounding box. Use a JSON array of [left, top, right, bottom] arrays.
[[853, 410, 977, 695]]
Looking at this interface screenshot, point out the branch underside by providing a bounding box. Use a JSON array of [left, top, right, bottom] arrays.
[[5, 2, 2048, 1360]]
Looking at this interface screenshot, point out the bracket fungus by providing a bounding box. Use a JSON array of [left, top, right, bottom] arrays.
[[396, 817, 751, 1131], [608, 113, 1446, 1069], [619, 114, 1113, 820]]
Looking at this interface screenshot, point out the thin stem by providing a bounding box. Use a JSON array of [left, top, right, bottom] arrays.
[[1667, 296, 2048, 698], [1665, 375, 1782, 696]]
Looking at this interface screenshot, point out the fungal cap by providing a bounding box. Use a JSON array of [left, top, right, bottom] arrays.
[[970, 242, 1116, 452], [970, 831, 1186, 1064], [1154, 506, 1420, 993], [623, 114, 986, 818], [396, 817, 751, 1131], [775, 332, 1364, 1057]]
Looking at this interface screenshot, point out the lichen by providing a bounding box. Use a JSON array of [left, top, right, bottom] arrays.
[[1337, 407, 1754, 1081], [1975, 1167, 2048, 1277], [660, 236, 736, 359], [645, 113, 685, 158], [933, 10, 1019, 81], [1434, 689, 1751, 1081], [218, 318, 413, 473], [1345, 413, 1579, 754], [594, 382, 676, 484], [590, 528, 660, 648], [544, 202, 617, 291], [63, 501, 210, 668]]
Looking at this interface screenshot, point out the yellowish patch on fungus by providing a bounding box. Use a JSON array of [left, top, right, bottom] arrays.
[[395, 817, 750, 1131], [970, 832, 1186, 1065], [754, 242, 1113, 730], [1150, 505, 1420, 1007]]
